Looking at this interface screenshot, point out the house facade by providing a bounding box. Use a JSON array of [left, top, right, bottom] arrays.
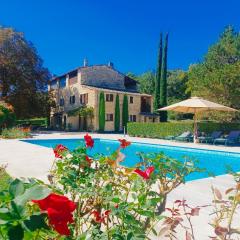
[[48, 61, 159, 131]]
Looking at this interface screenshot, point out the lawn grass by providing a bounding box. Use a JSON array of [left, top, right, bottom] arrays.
[[0, 167, 12, 192]]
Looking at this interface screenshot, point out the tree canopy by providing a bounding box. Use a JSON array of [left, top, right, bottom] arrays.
[[187, 26, 240, 121], [0, 26, 51, 119]]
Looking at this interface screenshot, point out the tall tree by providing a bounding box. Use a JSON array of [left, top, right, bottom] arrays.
[[114, 94, 120, 132], [187, 26, 240, 121], [153, 33, 163, 112], [122, 95, 129, 132], [0, 26, 51, 119], [160, 33, 168, 122], [126, 71, 155, 95], [98, 92, 105, 132]]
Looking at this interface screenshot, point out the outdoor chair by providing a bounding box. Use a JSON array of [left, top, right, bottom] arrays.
[[174, 131, 193, 142], [198, 131, 222, 144], [213, 131, 240, 146]]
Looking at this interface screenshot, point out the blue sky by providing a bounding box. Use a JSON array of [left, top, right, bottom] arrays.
[[1, 0, 239, 75]]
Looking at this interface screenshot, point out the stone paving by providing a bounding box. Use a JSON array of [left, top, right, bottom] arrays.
[[0, 132, 239, 239]]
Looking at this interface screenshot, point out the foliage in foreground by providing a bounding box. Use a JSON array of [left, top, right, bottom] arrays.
[[0, 166, 12, 192], [0, 135, 200, 239], [1, 134, 240, 239]]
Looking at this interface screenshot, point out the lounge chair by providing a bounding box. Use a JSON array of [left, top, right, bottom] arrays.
[[175, 131, 193, 142], [198, 131, 222, 144], [213, 131, 240, 146], [164, 135, 175, 140]]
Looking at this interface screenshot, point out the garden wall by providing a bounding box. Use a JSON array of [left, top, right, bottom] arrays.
[[127, 122, 240, 138]]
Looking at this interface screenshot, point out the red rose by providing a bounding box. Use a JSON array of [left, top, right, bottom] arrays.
[[134, 166, 155, 180], [53, 144, 68, 159], [92, 210, 111, 224], [32, 193, 76, 236], [84, 134, 94, 148], [118, 139, 131, 148], [85, 156, 92, 166]]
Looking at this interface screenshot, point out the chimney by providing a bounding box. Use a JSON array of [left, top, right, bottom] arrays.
[[108, 61, 114, 68], [83, 58, 88, 67]]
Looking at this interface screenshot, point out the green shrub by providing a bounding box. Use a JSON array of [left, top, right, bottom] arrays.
[[127, 122, 240, 138], [98, 91, 105, 132], [1, 127, 31, 139], [16, 117, 47, 127], [122, 94, 129, 131], [0, 105, 16, 129], [114, 94, 120, 132]]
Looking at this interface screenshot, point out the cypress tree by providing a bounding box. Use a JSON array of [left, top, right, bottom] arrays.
[[114, 94, 120, 132], [153, 33, 163, 112], [160, 33, 168, 122], [98, 91, 105, 132], [122, 95, 129, 131]]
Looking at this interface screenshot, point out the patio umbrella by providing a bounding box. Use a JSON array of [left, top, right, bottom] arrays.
[[158, 97, 237, 143]]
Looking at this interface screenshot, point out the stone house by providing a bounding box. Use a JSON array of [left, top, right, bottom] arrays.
[[48, 61, 159, 131]]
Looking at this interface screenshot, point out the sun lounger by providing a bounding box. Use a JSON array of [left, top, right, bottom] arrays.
[[213, 131, 240, 146], [175, 131, 193, 142], [198, 131, 222, 144]]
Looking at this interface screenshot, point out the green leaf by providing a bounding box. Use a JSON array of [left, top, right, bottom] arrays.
[[0, 219, 8, 225], [75, 233, 87, 240], [151, 228, 158, 236], [10, 201, 24, 219], [24, 214, 49, 231], [8, 224, 24, 240], [9, 179, 25, 197], [136, 210, 154, 218], [0, 208, 13, 221], [127, 232, 133, 240], [15, 185, 51, 207]]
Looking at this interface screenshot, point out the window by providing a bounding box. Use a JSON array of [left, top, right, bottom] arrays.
[[129, 115, 136, 122], [80, 93, 88, 105], [130, 96, 134, 104], [59, 98, 65, 106], [70, 95, 75, 104], [50, 80, 58, 90], [106, 94, 114, 102], [106, 113, 113, 121], [59, 76, 66, 88]]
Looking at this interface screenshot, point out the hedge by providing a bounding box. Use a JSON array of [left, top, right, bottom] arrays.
[[16, 118, 47, 127], [127, 122, 240, 138]]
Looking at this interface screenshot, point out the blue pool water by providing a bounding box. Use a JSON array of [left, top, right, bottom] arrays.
[[21, 138, 240, 181]]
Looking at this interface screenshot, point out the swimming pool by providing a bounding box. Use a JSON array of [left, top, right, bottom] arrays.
[[21, 138, 240, 181]]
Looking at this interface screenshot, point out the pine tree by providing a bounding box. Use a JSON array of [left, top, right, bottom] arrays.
[[160, 33, 168, 122], [153, 33, 163, 112], [98, 92, 105, 132], [122, 95, 129, 131], [114, 94, 120, 132]]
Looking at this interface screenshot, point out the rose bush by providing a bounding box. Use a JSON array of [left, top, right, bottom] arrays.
[[0, 134, 204, 239]]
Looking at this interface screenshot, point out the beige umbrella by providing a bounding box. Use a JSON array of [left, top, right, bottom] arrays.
[[158, 97, 237, 143]]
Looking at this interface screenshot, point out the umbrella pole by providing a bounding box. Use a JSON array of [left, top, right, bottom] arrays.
[[193, 110, 197, 143]]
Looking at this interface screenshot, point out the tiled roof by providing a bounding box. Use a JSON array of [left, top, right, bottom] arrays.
[[82, 85, 152, 97]]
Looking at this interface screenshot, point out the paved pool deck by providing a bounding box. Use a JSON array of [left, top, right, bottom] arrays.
[[0, 132, 239, 239]]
